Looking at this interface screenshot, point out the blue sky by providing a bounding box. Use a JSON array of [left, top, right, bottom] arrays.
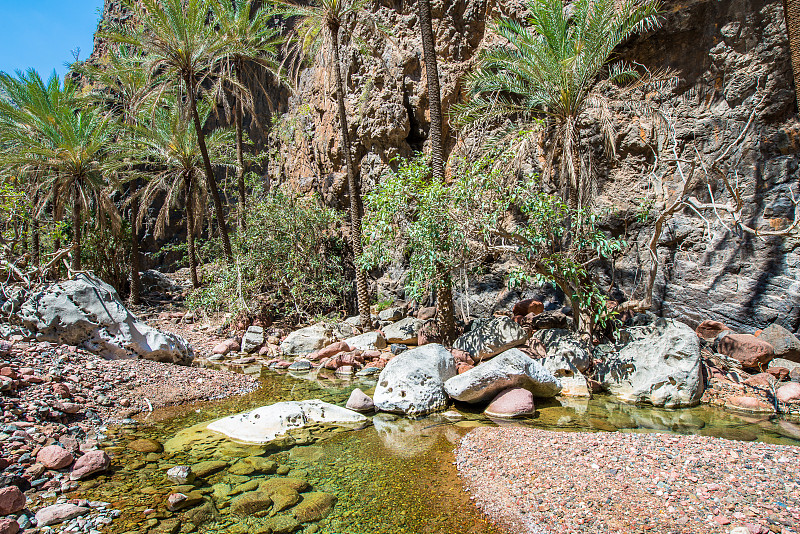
[[0, 1, 105, 78]]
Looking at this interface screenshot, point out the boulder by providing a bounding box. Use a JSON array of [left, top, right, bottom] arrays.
[[512, 299, 544, 317], [345, 388, 374, 412], [725, 395, 775, 413], [769, 358, 800, 373], [444, 348, 561, 403], [19, 274, 192, 364], [717, 334, 775, 369], [524, 310, 570, 330], [533, 329, 592, 372], [777, 382, 800, 403], [382, 317, 424, 345], [373, 344, 457, 416], [453, 316, 527, 361], [207, 400, 369, 443], [311, 341, 350, 361], [345, 332, 387, 351], [0, 486, 25, 515], [596, 319, 703, 408], [35, 503, 89, 527], [212, 338, 240, 355], [541, 354, 591, 397], [416, 306, 437, 320], [280, 324, 334, 356], [378, 307, 404, 322], [484, 388, 535, 418], [69, 450, 111, 480], [0, 518, 18, 534], [758, 323, 800, 363], [241, 326, 265, 353], [695, 320, 731, 341], [36, 445, 73, 470]]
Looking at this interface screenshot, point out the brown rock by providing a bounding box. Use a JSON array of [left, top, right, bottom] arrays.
[[0, 518, 19, 534], [512, 299, 544, 317], [70, 450, 111, 480], [416, 306, 436, 320], [765, 367, 790, 381], [212, 338, 240, 355], [451, 349, 473, 364], [695, 320, 731, 340], [725, 395, 775, 413], [128, 438, 163, 453], [457, 363, 474, 374], [743, 373, 778, 388], [315, 341, 350, 360], [717, 334, 775, 369], [0, 486, 25, 515]]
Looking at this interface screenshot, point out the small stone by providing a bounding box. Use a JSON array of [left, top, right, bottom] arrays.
[[345, 388, 374, 412], [36, 445, 74, 470], [0, 486, 25, 515], [34, 503, 89, 527], [70, 450, 111, 480], [128, 439, 163, 453], [167, 465, 195, 484]]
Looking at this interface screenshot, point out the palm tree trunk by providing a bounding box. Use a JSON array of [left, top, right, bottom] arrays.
[[419, 0, 456, 340], [185, 73, 234, 262], [32, 197, 40, 268], [235, 99, 247, 231], [129, 195, 142, 305], [784, 0, 800, 110], [71, 185, 82, 272], [185, 174, 200, 289], [330, 25, 370, 327]]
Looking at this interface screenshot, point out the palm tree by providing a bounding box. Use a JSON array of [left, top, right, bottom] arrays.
[[79, 46, 161, 303], [210, 0, 285, 231], [121, 102, 235, 288], [454, 0, 663, 212], [110, 0, 235, 262], [416, 0, 456, 341], [278, 0, 372, 327], [0, 70, 119, 273]]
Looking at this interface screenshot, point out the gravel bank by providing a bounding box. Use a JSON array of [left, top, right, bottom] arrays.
[[456, 427, 800, 534]]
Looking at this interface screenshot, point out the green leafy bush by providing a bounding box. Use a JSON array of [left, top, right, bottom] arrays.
[[187, 189, 347, 322]]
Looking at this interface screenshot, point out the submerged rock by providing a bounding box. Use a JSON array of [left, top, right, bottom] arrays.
[[596, 319, 703, 408], [19, 273, 193, 364], [373, 344, 457, 416], [207, 400, 369, 443], [292, 492, 337, 523], [444, 348, 562, 403]]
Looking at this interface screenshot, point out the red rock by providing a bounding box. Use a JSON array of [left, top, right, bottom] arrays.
[[52, 383, 72, 398], [69, 450, 110, 480], [485, 388, 535, 418], [743, 373, 777, 387], [696, 320, 731, 340], [717, 334, 775, 369], [0, 518, 18, 534], [272, 361, 291, 369], [37, 445, 74, 470], [776, 382, 800, 403], [766, 367, 790, 381], [0, 367, 16, 378], [725, 396, 775, 413], [512, 299, 544, 317], [0, 486, 25, 515], [713, 515, 730, 525], [167, 493, 188, 511], [346, 388, 374, 412], [457, 363, 475, 374], [311, 341, 350, 361], [416, 306, 436, 320], [362, 350, 381, 360], [335, 365, 355, 375], [212, 338, 239, 355], [451, 349, 473, 364]]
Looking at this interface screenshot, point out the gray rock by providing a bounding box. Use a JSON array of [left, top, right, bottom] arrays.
[[373, 344, 457, 416], [453, 316, 527, 361], [140, 270, 180, 292], [240, 326, 264, 353], [166, 465, 194, 485], [596, 319, 702, 408], [378, 307, 404, 322], [345, 331, 387, 351], [758, 323, 800, 363], [541, 354, 590, 397], [19, 274, 192, 365], [287, 360, 312, 371], [382, 317, 424, 345], [444, 348, 562, 403], [280, 324, 334, 356], [533, 329, 592, 372]]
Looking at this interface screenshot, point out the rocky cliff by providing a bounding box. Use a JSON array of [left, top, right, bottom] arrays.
[[93, 0, 800, 334]]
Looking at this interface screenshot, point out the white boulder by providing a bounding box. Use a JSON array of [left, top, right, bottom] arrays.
[[345, 331, 387, 351], [381, 317, 424, 345], [280, 324, 334, 356]]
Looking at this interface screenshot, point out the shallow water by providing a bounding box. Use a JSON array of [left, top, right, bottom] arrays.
[[81, 369, 800, 534]]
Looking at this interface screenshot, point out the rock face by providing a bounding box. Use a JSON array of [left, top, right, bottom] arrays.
[[19, 274, 193, 364], [373, 344, 457, 416], [444, 348, 562, 403], [280, 324, 334, 356], [596, 319, 703, 408], [382, 317, 424, 345], [207, 400, 369, 443], [453, 316, 528, 362], [533, 329, 592, 372]]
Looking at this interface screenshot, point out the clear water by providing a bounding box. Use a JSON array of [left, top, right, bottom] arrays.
[[80, 368, 800, 534]]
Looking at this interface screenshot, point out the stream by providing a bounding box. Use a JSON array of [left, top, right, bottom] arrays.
[[79, 368, 800, 534]]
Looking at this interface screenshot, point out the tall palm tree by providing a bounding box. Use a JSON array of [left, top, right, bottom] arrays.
[[454, 0, 662, 212], [417, 0, 456, 341], [210, 0, 285, 231], [110, 0, 235, 262], [121, 102, 235, 288], [0, 70, 119, 273], [79, 46, 161, 303], [279, 0, 372, 327]]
